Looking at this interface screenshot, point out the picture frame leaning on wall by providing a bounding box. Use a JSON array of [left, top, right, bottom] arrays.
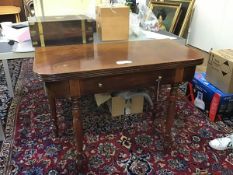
[[149, 1, 181, 33], [164, 0, 195, 37]]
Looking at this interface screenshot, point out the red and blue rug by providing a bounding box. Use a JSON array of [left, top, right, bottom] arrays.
[[1, 59, 233, 174], [0, 59, 22, 129]]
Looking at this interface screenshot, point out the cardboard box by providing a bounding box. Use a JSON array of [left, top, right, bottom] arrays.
[[188, 72, 233, 121], [206, 49, 233, 93], [111, 95, 144, 116], [96, 5, 129, 41], [95, 92, 144, 117]]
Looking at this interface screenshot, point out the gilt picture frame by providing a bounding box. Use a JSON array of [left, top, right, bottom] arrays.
[[149, 1, 181, 33], [164, 0, 195, 37]]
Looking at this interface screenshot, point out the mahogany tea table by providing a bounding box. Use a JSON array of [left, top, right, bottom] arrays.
[[33, 39, 204, 162]]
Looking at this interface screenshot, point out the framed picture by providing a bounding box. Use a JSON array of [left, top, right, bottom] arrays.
[[164, 0, 195, 37], [149, 1, 181, 33]]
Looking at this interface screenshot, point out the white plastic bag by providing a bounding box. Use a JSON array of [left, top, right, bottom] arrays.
[[129, 12, 141, 36], [137, 3, 158, 32]]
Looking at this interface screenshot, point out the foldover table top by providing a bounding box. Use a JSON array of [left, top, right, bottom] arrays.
[[34, 39, 204, 79]]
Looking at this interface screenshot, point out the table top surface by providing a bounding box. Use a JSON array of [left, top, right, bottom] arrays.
[[34, 39, 204, 77]]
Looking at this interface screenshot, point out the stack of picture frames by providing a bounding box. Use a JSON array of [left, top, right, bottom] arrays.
[[149, 0, 195, 38]]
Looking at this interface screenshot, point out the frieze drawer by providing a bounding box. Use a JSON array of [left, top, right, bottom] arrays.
[[79, 70, 175, 95]]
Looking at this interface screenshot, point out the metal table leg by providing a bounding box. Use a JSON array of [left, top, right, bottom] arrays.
[[0, 121, 5, 141], [2, 59, 14, 97]]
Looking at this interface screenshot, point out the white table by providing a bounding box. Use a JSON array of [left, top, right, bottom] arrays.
[[0, 41, 34, 97], [0, 36, 34, 141]]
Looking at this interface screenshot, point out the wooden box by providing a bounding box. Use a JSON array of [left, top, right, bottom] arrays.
[[28, 15, 96, 47], [96, 5, 129, 41]]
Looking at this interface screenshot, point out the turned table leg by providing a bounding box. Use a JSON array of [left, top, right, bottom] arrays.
[[164, 67, 183, 151], [71, 97, 83, 153], [71, 97, 87, 171], [45, 84, 59, 137], [164, 83, 179, 149]]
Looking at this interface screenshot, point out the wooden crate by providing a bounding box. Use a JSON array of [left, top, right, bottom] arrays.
[[96, 5, 129, 41], [28, 15, 96, 47]]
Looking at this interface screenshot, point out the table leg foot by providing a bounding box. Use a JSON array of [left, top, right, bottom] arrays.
[[163, 83, 179, 151], [76, 152, 88, 173], [47, 94, 59, 137], [163, 133, 173, 152], [150, 86, 158, 135], [72, 97, 85, 171], [44, 83, 59, 137], [72, 97, 83, 153]]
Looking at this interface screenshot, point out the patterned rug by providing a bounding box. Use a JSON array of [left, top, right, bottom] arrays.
[[0, 60, 22, 130], [1, 59, 233, 174]]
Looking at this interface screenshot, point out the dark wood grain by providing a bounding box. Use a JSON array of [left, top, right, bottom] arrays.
[[79, 69, 175, 95], [29, 16, 96, 47], [34, 39, 203, 80]]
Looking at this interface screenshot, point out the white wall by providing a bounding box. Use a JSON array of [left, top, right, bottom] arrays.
[[33, 0, 233, 51], [34, 0, 97, 18], [187, 0, 233, 52]]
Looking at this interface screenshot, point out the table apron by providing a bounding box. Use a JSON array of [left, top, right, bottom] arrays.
[[44, 66, 195, 97]]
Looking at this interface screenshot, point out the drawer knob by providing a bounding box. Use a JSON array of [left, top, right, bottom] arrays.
[[98, 83, 103, 88], [157, 76, 162, 81]]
